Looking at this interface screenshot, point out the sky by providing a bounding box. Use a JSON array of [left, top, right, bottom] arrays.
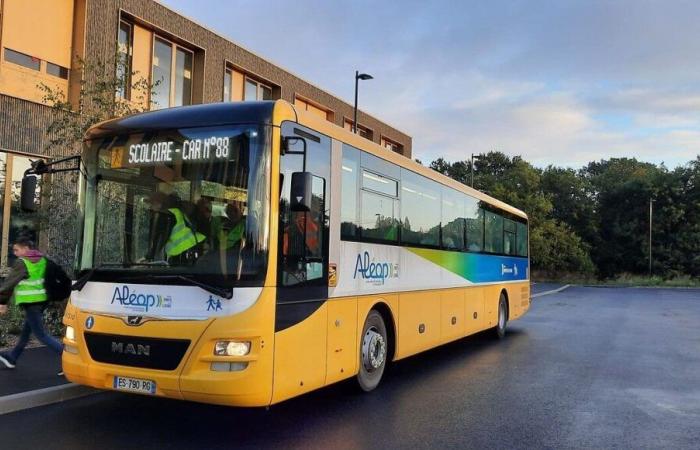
[[162, 0, 700, 168]]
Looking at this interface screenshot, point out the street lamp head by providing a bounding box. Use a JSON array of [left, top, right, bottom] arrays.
[[357, 73, 373, 81]]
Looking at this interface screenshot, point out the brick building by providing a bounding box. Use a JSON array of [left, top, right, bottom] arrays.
[[0, 0, 411, 271]]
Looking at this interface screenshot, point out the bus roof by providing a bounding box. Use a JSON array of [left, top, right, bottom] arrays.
[[286, 101, 528, 220], [84, 100, 526, 220]]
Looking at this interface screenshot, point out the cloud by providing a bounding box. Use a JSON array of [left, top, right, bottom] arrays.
[[161, 0, 700, 168]]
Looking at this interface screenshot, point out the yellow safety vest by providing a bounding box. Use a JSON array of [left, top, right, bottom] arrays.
[[165, 208, 206, 257], [15, 257, 48, 305], [224, 221, 245, 249]]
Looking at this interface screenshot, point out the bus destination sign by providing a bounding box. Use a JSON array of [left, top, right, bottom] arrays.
[[112, 137, 231, 168]]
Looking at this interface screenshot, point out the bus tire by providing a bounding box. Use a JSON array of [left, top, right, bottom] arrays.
[[357, 310, 388, 392], [494, 292, 508, 339]]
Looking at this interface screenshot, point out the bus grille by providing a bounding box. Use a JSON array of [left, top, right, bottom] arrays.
[[84, 332, 191, 371]]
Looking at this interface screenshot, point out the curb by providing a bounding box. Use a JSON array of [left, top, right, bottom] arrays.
[[531, 284, 571, 299], [583, 284, 700, 290], [0, 383, 99, 415]]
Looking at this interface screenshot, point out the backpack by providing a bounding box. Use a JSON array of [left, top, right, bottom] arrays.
[[44, 259, 72, 302]]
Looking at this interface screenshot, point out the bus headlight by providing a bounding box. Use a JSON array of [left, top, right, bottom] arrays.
[[65, 326, 75, 341], [214, 341, 251, 356]]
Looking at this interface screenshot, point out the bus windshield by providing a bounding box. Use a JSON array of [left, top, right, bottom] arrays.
[[77, 124, 271, 287]]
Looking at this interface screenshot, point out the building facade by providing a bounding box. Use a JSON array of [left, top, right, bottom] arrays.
[[0, 0, 412, 272]]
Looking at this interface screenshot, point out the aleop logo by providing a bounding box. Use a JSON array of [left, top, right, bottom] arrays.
[[111, 285, 172, 312], [354, 251, 399, 285]]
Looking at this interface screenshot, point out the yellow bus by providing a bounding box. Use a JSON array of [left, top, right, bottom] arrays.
[[45, 100, 529, 406]]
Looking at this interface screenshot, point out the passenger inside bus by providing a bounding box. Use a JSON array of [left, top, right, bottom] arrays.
[[145, 191, 207, 265]]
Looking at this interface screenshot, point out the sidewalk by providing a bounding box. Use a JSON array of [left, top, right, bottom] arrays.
[[0, 347, 96, 415]]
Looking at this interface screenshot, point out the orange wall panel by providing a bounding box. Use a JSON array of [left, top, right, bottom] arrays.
[[131, 24, 153, 109], [2, 0, 74, 67], [232, 69, 244, 101]]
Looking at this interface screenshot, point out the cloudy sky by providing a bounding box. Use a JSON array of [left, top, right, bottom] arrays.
[[162, 0, 700, 168]]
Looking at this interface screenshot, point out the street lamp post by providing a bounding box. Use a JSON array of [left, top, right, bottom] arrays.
[[353, 71, 373, 134], [649, 197, 653, 277]]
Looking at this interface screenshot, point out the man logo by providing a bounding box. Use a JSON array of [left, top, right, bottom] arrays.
[[127, 316, 143, 326], [111, 341, 150, 356], [85, 316, 94, 329]]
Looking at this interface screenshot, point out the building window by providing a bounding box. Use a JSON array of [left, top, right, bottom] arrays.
[[116, 21, 133, 99], [151, 38, 172, 108], [244, 77, 272, 101], [223, 68, 232, 101], [46, 62, 69, 79], [151, 36, 193, 109], [344, 119, 373, 140], [381, 136, 403, 154], [3, 48, 40, 71], [174, 47, 193, 107]]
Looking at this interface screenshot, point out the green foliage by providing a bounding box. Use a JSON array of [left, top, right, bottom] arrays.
[[38, 54, 156, 153], [0, 303, 66, 348], [530, 220, 595, 275], [0, 303, 25, 347]]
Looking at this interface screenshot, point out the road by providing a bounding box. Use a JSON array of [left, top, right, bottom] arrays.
[[2, 286, 699, 449]]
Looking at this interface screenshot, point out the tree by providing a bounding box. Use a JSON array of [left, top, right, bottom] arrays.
[[581, 158, 661, 277], [39, 54, 155, 155], [541, 166, 598, 248]]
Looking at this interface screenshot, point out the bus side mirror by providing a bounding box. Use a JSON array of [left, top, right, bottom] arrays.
[[290, 172, 313, 212], [21, 175, 39, 212]]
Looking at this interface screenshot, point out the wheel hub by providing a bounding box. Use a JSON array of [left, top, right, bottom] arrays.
[[362, 328, 386, 371]]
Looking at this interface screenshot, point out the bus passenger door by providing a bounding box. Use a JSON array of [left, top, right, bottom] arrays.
[[272, 123, 331, 403]]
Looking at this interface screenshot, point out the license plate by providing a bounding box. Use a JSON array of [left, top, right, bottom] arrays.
[[113, 376, 156, 395]]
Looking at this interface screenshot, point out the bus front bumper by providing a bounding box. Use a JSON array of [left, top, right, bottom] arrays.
[[62, 300, 275, 407]]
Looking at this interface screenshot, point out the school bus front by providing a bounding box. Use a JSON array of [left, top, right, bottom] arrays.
[[61, 102, 282, 406]]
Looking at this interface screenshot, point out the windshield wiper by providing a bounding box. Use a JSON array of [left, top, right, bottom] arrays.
[[119, 274, 233, 299], [72, 262, 129, 291]]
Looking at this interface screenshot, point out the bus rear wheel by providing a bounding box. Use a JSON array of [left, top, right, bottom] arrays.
[[357, 310, 388, 392], [494, 293, 508, 339]]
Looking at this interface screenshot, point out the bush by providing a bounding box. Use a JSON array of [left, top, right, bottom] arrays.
[[530, 220, 595, 277], [0, 302, 65, 348]]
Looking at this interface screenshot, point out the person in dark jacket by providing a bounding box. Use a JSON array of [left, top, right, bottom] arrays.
[[0, 237, 63, 375]]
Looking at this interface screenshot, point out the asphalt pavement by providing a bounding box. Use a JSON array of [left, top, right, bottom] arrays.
[[0, 347, 66, 396], [1, 286, 699, 449]]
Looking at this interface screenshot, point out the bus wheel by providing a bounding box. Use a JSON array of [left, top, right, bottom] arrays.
[[357, 310, 388, 392], [495, 292, 508, 339]]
